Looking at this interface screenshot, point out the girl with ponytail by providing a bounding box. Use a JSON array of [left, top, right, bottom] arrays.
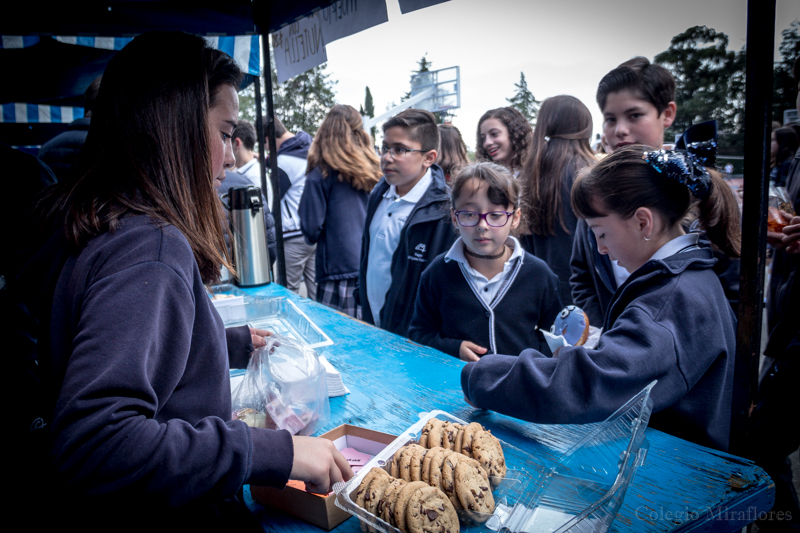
[[519, 95, 598, 305], [461, 143, 740, 453]]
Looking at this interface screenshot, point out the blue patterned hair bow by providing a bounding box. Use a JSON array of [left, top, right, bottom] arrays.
[[643, 121, 717, 200]]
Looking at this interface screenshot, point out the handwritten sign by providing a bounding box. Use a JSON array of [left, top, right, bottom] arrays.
[[271, 15, 327, 84], [317, 0, 389, 44], [271, 1, 390, 84]]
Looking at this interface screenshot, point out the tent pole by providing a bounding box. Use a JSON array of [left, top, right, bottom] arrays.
[[259, 34, 288, 287], [252, 75, 276, 284], [729, 0, 775, 457]]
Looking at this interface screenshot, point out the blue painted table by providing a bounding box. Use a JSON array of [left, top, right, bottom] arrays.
[[240, 284, 774, 532]]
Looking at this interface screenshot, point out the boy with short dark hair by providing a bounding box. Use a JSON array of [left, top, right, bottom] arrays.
[[357, 109, 456, 337], [570, 57, 677, 325]]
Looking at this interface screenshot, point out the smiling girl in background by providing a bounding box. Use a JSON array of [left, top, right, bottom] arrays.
[[461, 144, 741, 452], [476, 107, 533, 175], [409, 162, 561, 361]]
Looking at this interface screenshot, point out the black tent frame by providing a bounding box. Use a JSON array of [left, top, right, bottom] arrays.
[[0, 0, 781, 458]]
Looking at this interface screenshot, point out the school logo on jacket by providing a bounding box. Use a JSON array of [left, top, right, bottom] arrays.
[[409, 243, 428, 263]]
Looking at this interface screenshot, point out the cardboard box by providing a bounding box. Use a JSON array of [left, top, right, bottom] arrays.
[[251, 424, 397, 530]]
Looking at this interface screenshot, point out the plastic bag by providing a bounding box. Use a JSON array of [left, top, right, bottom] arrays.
[[231, 334, 330, 436]]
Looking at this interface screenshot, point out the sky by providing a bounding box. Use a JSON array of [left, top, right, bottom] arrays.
[[317, 0, 799, 151]]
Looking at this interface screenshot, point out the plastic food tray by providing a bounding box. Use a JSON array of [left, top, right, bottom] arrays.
[[333, 382, 655, 533], [213, 291, 333, 351]]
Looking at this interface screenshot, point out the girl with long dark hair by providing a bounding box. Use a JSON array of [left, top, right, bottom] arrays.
[[11, 31, 351, 531], [519, 95, 597, 305]]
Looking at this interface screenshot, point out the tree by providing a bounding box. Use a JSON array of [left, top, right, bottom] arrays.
[[655, 26, 744, 143], [270, 60, 337, 135], [364, 86, 377, 140], [236, 55, 338, 137], [772, 20, 800, 123], [506, 72, 540, 126]]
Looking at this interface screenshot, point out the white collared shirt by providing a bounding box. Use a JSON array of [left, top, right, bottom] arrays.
[[445, 235, 523, 306], [234, 158, 273, 208], [366, 169, 433, 326], [649, 232, 700, 262]]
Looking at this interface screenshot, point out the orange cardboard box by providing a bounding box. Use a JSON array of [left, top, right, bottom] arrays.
[[251, 424, 397, 530]]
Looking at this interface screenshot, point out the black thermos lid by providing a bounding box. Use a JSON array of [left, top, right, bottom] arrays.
[[229, 186, 263, 210]]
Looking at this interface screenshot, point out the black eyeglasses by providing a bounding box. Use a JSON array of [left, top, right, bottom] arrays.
[[454, 210, 515, 227], [379, 146, 428, 158]]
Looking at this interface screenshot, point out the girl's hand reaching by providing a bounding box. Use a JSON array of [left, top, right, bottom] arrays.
[[460, 341, 487, 362], [249, 327, 273, 349]]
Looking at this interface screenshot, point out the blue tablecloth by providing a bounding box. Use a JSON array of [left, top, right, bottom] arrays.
[[239, 284, 774, 532]]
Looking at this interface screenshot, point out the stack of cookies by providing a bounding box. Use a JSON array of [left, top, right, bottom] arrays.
[[353, 467, 459, 533], [419, 420, 506, 487], [388, 443, 495, 521], [350, 419, 506, 531]]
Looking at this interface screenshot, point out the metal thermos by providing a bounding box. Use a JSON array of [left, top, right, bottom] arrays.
[[228, 186, 271, 287]]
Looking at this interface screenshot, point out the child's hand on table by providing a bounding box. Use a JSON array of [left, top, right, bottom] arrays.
[[460, 341, 487, 362]]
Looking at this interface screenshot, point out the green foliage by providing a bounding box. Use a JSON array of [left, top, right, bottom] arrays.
[[270, 60, 337, 136], [364, 86, 377, 140], [506, 72, 540, 126], [655, 26, 745, 140], [236, 55, 338, 137], [773, 20, 800, 123]]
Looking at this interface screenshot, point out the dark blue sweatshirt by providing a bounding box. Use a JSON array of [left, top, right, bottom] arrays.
[[462, 248, 736, 451], [18, 215, 293, 526], [299, 166, 370, 282], [409, 250, 562, 358]]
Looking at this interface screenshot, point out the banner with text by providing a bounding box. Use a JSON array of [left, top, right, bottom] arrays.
[[272, 1, 389, 84]]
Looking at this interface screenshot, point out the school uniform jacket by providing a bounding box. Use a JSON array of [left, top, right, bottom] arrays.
[[356, 164, 457, 337], [409, 250, 562, 358], [299, 166, 370, 283], [462, 248, 737, 452]]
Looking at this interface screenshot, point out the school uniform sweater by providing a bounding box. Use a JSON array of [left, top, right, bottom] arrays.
[[299, 166, 370, 282], [409, 244, 562, 358], [462, 247, 737, 451], [16, 215, 293, 528], [356, 164, 457, 337]]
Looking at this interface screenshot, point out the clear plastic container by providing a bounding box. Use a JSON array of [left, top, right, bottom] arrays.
[[333, 381, 655, 533], [215, 293, 333, 351]]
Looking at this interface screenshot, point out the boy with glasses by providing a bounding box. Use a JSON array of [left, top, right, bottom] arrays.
[[357, 109, 456, 337]]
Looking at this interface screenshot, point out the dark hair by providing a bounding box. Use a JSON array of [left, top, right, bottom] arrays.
[[476, 107, 532, 172], [521, 95, 597, 236], [307, 104, 381, 192], [272, 115, 288, 138], [436, 124, 468, 181], [232, 120, 257, 151], [572, 144, 741, 258], [450, 162, 521, 215], [597, 57, 676, 115], [44, 31, 243, 284], [83, 75, 102, 117], [382, 108, 439, 152], [774, 126, 799, 165]]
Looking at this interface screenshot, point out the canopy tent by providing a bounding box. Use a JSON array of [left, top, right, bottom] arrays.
[[0, 34, 261, 147], [0, 0, 783, 457]]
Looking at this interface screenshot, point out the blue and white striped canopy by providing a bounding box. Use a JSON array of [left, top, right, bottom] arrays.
[[1, 34, 260, 73], [0, 103, 84, 124], [0, 34, 260, 127]]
